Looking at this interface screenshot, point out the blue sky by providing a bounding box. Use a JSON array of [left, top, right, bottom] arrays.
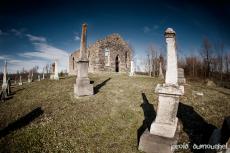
[[0, 0, 229, 72]]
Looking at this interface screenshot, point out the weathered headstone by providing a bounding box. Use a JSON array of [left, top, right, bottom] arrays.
[[14, 77, 17, 85], [139, 28, 184, 153], [28, 75, 31, 83], [50, 63, 55, 79], [38, 75, 41, 81], [178, 68, 186, 84], [42, 68, 45, 80], [7, 78, 11, 95], [31, 71, 34, 82], [54, 60, 59, 80], [2, 60, 7, 90], [74, 23, 93, 97], [19, 75, 23, 85], [129, 60, 135, 76], [159, 61, 164, 79]]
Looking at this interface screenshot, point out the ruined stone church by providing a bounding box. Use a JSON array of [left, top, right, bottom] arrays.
[[69, 34, 132, 75]]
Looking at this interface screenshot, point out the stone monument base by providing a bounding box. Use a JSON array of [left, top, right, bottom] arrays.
[[178, 77, 186, 84], [50, 74, 54, 80], [139, 124, 180, 153], [54, 76, 59, 80], [150, 118, 178, 138], [74, 77, 93, 97], [129, 72, 134, 76], [2, 83, 7, 90]]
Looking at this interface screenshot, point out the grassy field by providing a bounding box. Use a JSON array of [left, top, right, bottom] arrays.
[[0, 73, 229, 153]]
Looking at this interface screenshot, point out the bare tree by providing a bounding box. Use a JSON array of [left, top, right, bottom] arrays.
[[224, 52, 230, 74], [147, 44, 159, 77], [200, 37, 213, 79]]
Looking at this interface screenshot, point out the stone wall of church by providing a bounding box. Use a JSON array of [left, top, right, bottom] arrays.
[[69, 33, 132, 75]]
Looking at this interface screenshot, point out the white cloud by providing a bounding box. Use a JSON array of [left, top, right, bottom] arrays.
[[18, 41, 69, 73], [26, 34, 47, 42], [143, 26, 151, 33], [153, 25, 159, 30], [0, 29, 8, 35], [0, 55, 10, 60], [0, 34, 70, 73], [11, 28, 23, 36], [75, 35, 80, 41], [74, 33, 80, 41], [7, 59, 49, 73]]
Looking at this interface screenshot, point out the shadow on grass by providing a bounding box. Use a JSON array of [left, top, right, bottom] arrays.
[[0, 107, 44, 138], [177, 103, 217, 153], [12, 87, 25, 95], [137, 93, 156, 145], [94, 78, 111, 94]]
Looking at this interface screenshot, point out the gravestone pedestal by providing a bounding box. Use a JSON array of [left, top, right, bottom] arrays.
[[150, 84, 184, 138], [74, 60, 93, 97], [178, 68, 186, 84], [2, 60, 7, 90], [19, 76, 23, 85], [139, 124, 180, 153], [54, 60, 59, 80]]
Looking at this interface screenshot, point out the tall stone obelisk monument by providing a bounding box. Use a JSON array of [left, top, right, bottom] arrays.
[[74, 23, 93, 97], [2, 60, 7, 90], [54, 60, 59, 80], [139, 28, 184, 153], [150, 28, 184, 138]]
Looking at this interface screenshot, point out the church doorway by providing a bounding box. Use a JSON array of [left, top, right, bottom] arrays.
[[115, 55, 119, 72]]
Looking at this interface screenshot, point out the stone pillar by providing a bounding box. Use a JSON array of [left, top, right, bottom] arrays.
[[38, 75, 41, 81], [139, 28, 184, 153], [74, 23, 93, 97], [165, 28, 178, 85], [28, 74, 31, 83], [159, 61, 164, 79], [2, 60, 7, 90], [31, 71, 33, 82], [178, 68, 186, 84], [54, 60, 59, 80], [129, 60, 135, 76], [150, 28, 184, 137], [19, 75, 23, 85], [42, 68, 45, 80]]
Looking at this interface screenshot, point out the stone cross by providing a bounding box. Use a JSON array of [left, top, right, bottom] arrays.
[[80, 23, 87, 59], [165, 28, 178, 85], [2, 60, 7, 90], [54, 60, 59, 80]]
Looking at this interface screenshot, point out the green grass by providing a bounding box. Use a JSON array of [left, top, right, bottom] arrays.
[[0, 73, 229, 153]]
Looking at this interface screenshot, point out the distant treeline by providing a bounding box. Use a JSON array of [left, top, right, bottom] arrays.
[[139, 37, 230, 87]]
